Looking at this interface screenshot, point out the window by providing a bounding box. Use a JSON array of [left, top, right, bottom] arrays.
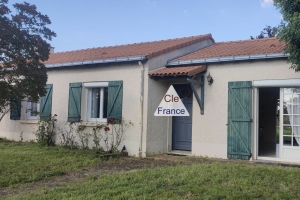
[[10, 84, 52, 121], [26, 101, 40, 120], [84, 82, 108, 122], [68, 81, 123, 123]]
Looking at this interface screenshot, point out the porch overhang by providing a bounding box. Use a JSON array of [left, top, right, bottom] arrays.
[[148, 65, 206, 79], [149, 65, 206, 115]]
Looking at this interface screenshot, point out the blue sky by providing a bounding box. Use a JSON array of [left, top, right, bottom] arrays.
[[8, 0, 282, 52]]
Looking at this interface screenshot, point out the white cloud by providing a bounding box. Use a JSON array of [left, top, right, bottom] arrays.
[[261, 0, 273, 7], [184, 10, 190, 16]]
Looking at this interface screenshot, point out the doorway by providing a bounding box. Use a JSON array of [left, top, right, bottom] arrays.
[[258, 87, 280, 158], [172, 84, 193, 151]]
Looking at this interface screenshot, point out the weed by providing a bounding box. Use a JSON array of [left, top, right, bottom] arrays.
[[18, 132, 23, 143], [0, 137, 9, 142], [91, 124, 105, 153], [58, 121, 78, 149], [75, 121, 90, 149]]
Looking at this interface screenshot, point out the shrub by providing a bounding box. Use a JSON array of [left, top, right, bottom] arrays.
[[75, 120, 91, 149], [58, 121, 78, 149], [102, 118, 133, 153], [57, 117, 133, 154], [35, 114, 57, 146]]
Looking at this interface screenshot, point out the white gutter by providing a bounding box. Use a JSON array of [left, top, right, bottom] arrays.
[[45, 56, 147, 68], [167, 53, 289, 66]]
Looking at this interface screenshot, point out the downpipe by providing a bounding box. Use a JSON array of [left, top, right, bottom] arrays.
[[138, 61, 145, 157]]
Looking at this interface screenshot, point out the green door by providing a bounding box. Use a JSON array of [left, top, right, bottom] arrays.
[[228, 81, 252, 160]]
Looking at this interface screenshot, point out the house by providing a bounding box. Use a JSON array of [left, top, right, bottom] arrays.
[[1, 34, 299, 163], [149, 38, 299, 162]]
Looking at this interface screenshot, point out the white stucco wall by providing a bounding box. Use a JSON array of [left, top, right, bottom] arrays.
[[0, 38, 214, 157], [192, 59, 299, 159], [0, 62, 142, 156]]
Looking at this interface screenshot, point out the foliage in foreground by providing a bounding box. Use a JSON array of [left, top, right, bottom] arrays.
[[34, 113, 132, 154], [0, 0, 56, 121], [7, 161, 300, 200], [274, 0, 300, 72], [58, 117, 132, 153], [0, 142, 99, 187], [35, 115, 57, 146]]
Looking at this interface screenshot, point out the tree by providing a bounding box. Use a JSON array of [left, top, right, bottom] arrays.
[[274, 0, 300, 72], [0, 0, 56, 121], [250, 26, 277, 40]]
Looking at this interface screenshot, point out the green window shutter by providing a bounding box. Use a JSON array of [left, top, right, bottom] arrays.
[[107, 81, 123, 122], [10, 98, 21, 120], [40, 84, 53, 121], [227, 81, 252, 160], [68, 82, 82, 122]]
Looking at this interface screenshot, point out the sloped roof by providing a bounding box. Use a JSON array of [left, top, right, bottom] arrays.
[[148, 65, 206, 77], [44, 34, 213, 65], [172, 37, 285, 62]]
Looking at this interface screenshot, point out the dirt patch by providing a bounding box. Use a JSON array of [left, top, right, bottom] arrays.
[[0, 154, 231, 198]]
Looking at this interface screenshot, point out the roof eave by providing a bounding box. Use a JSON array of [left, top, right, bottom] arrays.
[[45, 56, 147, 68], [167, 53, 289, 66]]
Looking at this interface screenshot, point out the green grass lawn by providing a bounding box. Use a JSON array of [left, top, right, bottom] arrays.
[[7, 162, 300, 200], [3, 140, 300, 199], [0, 141, 99, 187]]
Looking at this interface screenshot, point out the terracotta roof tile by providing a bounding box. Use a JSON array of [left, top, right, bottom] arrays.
[[44, 34, 213, 65], [173, 37, 285, 61], [148, 65, 207, 77]]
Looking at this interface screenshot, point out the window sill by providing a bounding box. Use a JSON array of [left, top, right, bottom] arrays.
[[20, 120, 39, 124], [81, 122, 107, 127]]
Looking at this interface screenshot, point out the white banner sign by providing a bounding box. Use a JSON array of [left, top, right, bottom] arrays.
[[154, 85, 189, 116]]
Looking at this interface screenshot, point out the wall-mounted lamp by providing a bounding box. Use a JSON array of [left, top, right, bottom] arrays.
[[206, 72, 213, 85]]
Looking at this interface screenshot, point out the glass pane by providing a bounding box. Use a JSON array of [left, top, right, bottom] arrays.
[[283, 126, 292, 135], [91, 88, 100, 118], [294, 88, 300, 94], [31, 102, 38, 116], [283, 115, 292, 125], [284, 88, 293, 93], [294, 116, 300, 126], [293, 93, 300, 104], [179, 89, 193, 99], [294, 105, 300, 114], [294, 126, 300, 137], [283, 136, 292, 146], [103, 87, 108, 119], [294, 137, 300, 146], [284, 94, 293, 104], [283, 104, 291, 114]]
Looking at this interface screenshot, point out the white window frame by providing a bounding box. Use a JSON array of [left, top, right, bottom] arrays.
[[253, 78, 300, 162], [84, 82, 108, 123], [26, 101, 40, 120]]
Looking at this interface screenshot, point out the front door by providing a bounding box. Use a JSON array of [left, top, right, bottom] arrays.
[[172, 84, 193, 151]]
